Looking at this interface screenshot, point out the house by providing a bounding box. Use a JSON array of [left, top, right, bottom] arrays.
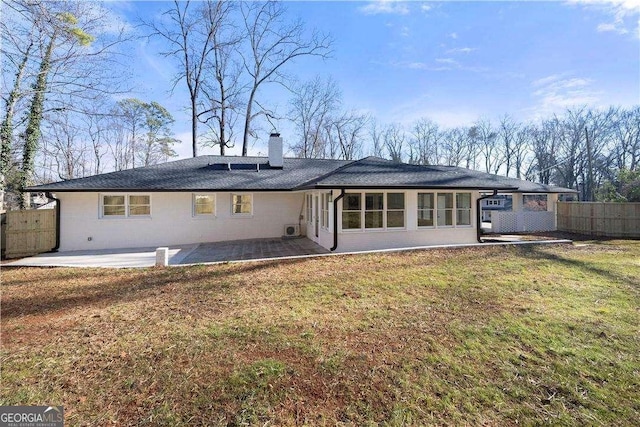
[[480, 195, 512, 222], [26, 134, 575, 253]]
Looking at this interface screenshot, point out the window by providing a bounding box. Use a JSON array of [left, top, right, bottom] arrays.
[[321, 193, 330, 228], [417, 193, 435, 227], [102, 194, 150, 218], [365, 193, 384, 229], [342, 193, 361, 229], [387, 193, 405, 228], [342, 192, 406, 231], [523, 194, 547, 211], [456, 193, 471, 226], [103, 195, 126, 216], [437, 193, 453, 226], [232, 194, 252, 215], [419, 192, 473, 228], [128, 195, 150, 216], [306, 194, 313, 223], [193, 194, 215, 216]]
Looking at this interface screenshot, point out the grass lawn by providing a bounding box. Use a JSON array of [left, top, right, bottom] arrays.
[[1, 240, 639, 426]]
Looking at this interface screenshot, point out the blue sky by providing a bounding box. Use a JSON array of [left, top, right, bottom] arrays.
[[110, 1, 640, 158]]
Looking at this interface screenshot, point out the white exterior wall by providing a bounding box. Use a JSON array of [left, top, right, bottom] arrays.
[[56, 191, 304, 251], [334, 189, 479, 252], [304, 189, 480, 252]]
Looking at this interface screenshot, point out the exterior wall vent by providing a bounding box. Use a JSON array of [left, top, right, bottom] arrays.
[[283, 224, 300, 237]]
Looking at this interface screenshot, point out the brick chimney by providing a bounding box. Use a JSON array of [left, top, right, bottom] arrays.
[[268, 132, 283, 168]]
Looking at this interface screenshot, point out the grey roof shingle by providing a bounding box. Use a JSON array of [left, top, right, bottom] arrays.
[[27, 156, 352, 192], [27, 155, 576, 193], [308, 157, 576, 193]]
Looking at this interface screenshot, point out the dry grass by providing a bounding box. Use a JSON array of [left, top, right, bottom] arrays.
[[2, 241, 639, 426]]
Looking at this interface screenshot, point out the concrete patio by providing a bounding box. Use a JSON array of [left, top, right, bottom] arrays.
[[179, 237, 329, 264], [3, 237, 329, 268], [3, 236, 572, 268]]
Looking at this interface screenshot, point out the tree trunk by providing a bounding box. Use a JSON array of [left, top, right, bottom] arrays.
[[20, 34, 56, 209], [242, 87, 257, 157], [191, 96, 198, 157], [1, 42, 33, 210]]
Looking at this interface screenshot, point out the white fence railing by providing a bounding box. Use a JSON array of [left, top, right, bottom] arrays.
[[491, 211, 556, 233]]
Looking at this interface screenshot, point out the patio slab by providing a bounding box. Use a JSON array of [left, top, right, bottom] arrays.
[[178, 237, 329, 264], [2, 237, 572, 268]]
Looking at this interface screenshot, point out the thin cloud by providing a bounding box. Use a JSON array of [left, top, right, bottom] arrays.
[[359, 0, 410, 16], [446, 47, 477, 54], [393, 59, 486, 73], [530, 74, 601, 115], [568, 0, 640, 37], [435, 58, 459, 65], [449, 32, 458, 39]]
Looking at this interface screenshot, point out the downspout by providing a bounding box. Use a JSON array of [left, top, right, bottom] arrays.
[[330, 189, 345, 251], [45, 191, 60, 251], [476, 190, 498, 243]]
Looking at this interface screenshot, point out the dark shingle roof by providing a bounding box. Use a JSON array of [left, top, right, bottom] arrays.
[[27, 156, 352, 192], [27, 155, 576, 193], [308, 157, 575, 193]]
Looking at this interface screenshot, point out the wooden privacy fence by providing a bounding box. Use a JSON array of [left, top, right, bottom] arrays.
[[557, 202, 640, 238], [3, 209, 57, 259]]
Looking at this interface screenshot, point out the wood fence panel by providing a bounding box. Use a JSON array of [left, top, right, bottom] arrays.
[[557, 202, 640, 238], [5, 209, 56, 258]]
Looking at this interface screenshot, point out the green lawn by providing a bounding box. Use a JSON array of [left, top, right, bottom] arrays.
[[2, 240, 639, 426]]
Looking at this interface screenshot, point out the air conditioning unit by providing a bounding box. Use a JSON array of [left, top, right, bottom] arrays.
[[283, 224, 300, 237]]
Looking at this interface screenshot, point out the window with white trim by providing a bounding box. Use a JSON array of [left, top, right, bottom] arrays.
[[437, 193, 453, 226], [101, 194, 150, 218], [418, 192, 472, 228], [321, 193, 329, 229], [456, 193, 472, 226], [306, 194, 313, 223], [365, 193, 384, 229], [342, 193, 362, 229], [386, 193, 405, 228], [417, 193, 435, 227], [231, 194, 252, 215], [193, 194, 215, 216], [342, 191, 406, 231]]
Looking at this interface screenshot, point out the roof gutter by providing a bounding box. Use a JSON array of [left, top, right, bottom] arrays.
[[330, 189, 345, 251], [476, 190, 498, 243], [45, 192, 60, 252]]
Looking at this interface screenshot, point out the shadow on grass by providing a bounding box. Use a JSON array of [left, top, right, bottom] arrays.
[[1, 258, 309, 319], [515, 245, 640, 288]]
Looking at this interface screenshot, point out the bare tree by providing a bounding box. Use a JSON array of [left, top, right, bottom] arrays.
[[289, 76, 340, 158], [528, 119, 558, 184], [239, 0, 331, 156], [198, 0, 241, 155], [611, 106, 640, 171], [42, 109, 88, 180], [497, 114, 519, 177], [147, 0, 224, 158], [441, 127, 469, 167], [384, 124, 406, 163], [328, 111, 368, 160], [409, 118, 442, 165], [368, 119, 385, 158]]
